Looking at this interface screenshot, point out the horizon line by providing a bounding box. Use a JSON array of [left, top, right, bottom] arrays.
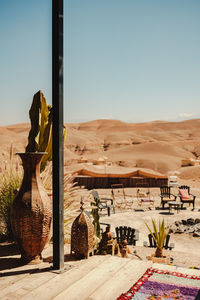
[[1, 116, 200, 127]]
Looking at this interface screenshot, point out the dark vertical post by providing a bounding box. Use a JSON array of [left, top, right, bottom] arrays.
[[52, 0, 64, 270]]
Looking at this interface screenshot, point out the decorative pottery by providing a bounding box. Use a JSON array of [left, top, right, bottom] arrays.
[[71, 201, 94, 259], [98, 226, 120, 256], [119, 238, 130, 258], [10, 152, 52, 263]]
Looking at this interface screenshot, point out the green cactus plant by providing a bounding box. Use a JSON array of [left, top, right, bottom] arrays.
[[91, 193, 101, 239], [26, 90, 66, 172]]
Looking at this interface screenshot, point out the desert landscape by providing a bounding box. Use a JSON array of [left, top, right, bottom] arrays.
[[1, 118, 200, 267], [1, 118, 200, 299], [1, 118, 200, 179]]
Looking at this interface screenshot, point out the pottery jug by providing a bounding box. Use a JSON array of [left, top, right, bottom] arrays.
[[10, 152, 52, 263]]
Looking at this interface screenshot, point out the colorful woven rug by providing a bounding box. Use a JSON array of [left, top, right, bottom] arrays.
[[118, 268, 200, 300]]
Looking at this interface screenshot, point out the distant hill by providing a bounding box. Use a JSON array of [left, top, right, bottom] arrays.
[[1, 119, 200, 176]]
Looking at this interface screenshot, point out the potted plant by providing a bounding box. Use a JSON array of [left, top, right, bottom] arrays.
[[145, 218, 169, 258], [10, 91, 55, 263]]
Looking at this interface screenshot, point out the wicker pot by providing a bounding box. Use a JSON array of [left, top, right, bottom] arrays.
[[10, 153, 52, 263], [147, 253, 170, 264]]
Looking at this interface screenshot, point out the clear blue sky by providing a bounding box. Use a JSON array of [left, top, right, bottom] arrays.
[[1, 0, 200, 125]]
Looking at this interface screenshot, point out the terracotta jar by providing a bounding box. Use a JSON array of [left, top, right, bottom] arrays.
[[10, 153, 52, 263]]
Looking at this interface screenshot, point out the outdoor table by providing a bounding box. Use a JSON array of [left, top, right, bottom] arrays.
[[168, 201, 181, 214]]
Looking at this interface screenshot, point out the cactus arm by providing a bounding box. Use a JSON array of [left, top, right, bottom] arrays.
[[39, 106, 52, 152], [40, 114, 67, 173], [63, 125, 67, 144], [38, 97, 52, 152], [40, 124, 52, 172], [91, 192, 101, 238], [25, 91, 41, 152]]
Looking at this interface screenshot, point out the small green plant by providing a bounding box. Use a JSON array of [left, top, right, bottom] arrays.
[[0, 148, 22, 238], [145, 218, 169, 258]]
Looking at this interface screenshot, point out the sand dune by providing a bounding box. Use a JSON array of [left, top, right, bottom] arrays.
[[1, 119, 200, 177], [66, 119, 200, 175]]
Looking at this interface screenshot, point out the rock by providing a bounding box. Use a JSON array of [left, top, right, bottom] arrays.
[[175, 221, 181, 227], [193, 232, 200, 237], [170, 225, 178, 233], [187, 218, 195, 225], [175, 226, 185, 234], [173, 219, 200, 235], [175, 229, 184, 234], [193, 225, 200, 232], [188, 227, 195, 234]]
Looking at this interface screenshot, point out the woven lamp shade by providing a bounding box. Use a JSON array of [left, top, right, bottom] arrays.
[[71, 210, 94, 259]]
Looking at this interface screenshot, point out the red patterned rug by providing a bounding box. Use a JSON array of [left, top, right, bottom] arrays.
[[117, 267, 200, 300]]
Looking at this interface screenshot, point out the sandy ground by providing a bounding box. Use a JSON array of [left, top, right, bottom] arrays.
[[100, 210, 200, 267], [58, 184, 200, 269], [89, 187, 200, 269], [0, 185, 200, 270]]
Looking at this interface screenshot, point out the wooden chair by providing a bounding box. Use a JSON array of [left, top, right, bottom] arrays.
[[111, 184, 126, 210], [92, 190, 115, 216], [178, 185, 196, 210], [144, 233, 174, 250], [160, 186, 176, 208], [115, 226, 139, 246], [136, 187, 154, 209]]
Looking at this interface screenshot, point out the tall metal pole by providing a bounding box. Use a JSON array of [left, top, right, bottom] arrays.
[[52, 0, 64, 270]]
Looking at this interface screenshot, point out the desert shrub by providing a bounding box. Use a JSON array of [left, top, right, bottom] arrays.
[[145, 218, 170, 257], [0, 160, 22, 239], [63, 174, 84, 243], [42, 166, 89, 243]]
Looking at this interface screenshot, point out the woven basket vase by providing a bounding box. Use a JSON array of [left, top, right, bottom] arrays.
[[10, 153, 52, 263]]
